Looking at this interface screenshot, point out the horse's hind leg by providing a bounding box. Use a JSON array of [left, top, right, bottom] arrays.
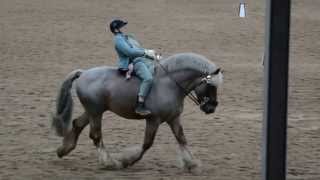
[[97, 118, 160, 169], [57, 112, 89, 158], [88, 113, 122, 169], [88, 114, 103, 147], [167, 116, 201, 174], [120, 118, 160, 167]]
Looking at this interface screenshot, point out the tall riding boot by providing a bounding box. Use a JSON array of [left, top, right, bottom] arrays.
[[135, 101, 151, 116]]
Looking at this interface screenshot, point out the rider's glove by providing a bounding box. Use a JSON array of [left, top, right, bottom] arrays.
[[144, 49, 156, 60]]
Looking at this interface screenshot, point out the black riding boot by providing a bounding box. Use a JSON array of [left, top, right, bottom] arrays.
[[135, 101, 151, 116]]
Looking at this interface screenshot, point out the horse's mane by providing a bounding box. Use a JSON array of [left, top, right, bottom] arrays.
[[160, 53, 218, 75]]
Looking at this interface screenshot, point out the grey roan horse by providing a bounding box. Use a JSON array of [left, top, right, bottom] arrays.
[[52, 53, 223, 173]]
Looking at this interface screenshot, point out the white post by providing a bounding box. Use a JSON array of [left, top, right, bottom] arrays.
[[239, 0, 246, 18]]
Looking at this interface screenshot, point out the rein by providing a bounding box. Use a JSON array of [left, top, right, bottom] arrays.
[[154, 57, 201, 106]]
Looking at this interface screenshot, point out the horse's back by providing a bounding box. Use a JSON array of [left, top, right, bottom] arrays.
[[75, 66, 143, 117]]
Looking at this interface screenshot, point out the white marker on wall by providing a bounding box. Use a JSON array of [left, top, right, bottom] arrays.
[[239, 1, 246, 18]]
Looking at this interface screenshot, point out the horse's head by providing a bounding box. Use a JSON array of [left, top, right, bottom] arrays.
[[194, 68, 223, 114]]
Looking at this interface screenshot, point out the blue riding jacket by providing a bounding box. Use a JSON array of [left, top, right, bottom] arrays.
[[113, 32, 155, 98], [113, 33, 145, 71]]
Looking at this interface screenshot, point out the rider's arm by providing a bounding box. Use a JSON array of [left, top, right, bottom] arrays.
[[114, 35, 145, 58]]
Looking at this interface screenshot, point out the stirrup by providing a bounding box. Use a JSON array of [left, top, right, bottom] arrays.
[[135, 103, 151, 116]]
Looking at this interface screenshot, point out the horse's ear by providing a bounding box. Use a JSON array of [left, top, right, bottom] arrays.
[[213, 68, 221, 75]]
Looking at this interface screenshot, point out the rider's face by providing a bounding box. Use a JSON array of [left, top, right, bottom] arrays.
[[115, 28, 124, 34]]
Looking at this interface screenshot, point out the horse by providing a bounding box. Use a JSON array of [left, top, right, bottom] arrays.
[[52, 52, 223, 173]]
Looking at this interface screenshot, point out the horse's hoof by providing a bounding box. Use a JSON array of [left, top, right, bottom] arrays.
[[56, 147, 65, 158], [186, 160, 202, 175], [99, 158, 123, 170], [56, 146, 73, 158], [178, 158, 202, 175]]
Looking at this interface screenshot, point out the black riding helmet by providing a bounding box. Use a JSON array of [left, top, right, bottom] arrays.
[[110, 19, 127, 34]]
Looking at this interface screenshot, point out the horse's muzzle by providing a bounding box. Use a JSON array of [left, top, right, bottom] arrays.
[[200, 103, 216, 114]]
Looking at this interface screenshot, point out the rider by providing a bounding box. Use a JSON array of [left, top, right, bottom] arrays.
[[109, 19, 156, 116]]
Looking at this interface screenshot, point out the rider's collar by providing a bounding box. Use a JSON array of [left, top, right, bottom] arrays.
[[115, 32, 124, 36]]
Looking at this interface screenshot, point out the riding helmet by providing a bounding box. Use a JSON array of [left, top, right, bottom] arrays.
[[110, 19, 128, 34]]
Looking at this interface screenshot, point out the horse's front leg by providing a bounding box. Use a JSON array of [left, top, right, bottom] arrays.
[[167, 117, 202, 174]]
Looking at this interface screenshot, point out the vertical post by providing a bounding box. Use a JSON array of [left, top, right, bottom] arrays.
[[239, 0, 246, 18], [262, 0, 291, 180]]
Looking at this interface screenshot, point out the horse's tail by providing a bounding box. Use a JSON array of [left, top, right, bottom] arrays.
[[52, 69, 83, 137]]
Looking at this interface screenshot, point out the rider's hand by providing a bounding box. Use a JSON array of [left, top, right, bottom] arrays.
[[144, 49, 156, 59]]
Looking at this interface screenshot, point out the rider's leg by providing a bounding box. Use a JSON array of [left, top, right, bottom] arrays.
[[133, 61, 153, 115]]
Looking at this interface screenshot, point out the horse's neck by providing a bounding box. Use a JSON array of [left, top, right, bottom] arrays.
[[168, 69, 203, 93]]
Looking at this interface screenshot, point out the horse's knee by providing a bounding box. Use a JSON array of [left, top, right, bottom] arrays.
[[73, 114, 89, 129], [72, 120, 85, 134]]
